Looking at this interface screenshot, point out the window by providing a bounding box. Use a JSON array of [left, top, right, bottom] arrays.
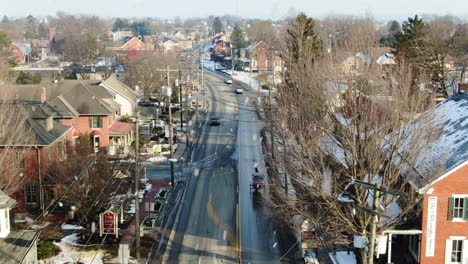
[[408, 235, 420, 261], [448, 197, 468, 221], [452, 240, 463, 263], [24, 184, 38, 204], [89, 116, 103, 129]]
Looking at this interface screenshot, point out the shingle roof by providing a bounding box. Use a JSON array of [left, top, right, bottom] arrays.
[[61, 84, 114, 116], [100, 75, 136, 102], [25, 118, 71, 146], [410, 93, 468, 189], [0, 231, 40, 264], [48, 95, 80, 118]]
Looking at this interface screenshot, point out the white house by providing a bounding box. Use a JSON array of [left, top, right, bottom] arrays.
[[100, 75, 137, 117]]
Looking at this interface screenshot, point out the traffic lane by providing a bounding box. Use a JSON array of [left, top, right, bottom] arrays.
[[236, 92, 281, 263], [173, 75, 239, 263]]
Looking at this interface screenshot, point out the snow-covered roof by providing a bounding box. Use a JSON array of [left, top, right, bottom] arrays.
[[376, 52, 396, 65], [408, 93, 468, 190]]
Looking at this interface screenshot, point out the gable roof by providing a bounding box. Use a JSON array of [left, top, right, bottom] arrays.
[[409, 93, 468, 190], [60, 84, 114, 116], [100, 75, 137, 102], [121, 37, 146, 50]]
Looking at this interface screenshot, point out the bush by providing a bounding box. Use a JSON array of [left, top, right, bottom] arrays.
[[16, 71, 42, 84], [37, 240, 61, 259]]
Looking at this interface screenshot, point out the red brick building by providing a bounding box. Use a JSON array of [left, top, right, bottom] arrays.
[[393, 93, 468, 264]]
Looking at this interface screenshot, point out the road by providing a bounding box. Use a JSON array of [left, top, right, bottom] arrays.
[[162, 71, 281, 263]]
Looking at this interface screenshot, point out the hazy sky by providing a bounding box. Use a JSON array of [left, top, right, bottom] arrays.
[[3, 0, 468, 21]]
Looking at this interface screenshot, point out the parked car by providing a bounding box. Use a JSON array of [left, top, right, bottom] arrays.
[[138, 100, 154, 107], [224, 78, 233, 84], [235, 88, 244, 94], [209, 116, 221, 126]]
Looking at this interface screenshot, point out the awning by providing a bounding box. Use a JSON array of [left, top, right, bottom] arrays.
[[89, 130, 101, 136]]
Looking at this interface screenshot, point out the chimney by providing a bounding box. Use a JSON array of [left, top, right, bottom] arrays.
[[40, 87, 46, 104], [48, 27, 56, 44]]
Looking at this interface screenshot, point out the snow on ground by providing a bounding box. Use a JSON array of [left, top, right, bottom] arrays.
[[224, 70, 262, 91], [48, 234, 105, 264], [61, 224, 84, 230], [147, 156, 168, 162], [329, 251, 357, 264]]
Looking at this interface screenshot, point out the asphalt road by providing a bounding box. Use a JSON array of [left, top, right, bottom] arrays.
[[163, 71, 281, 264]]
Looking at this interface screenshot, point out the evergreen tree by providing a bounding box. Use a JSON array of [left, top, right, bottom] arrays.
[[286, 12, 321, 63], [213, 17, 223, 34], [113, 18, 130, 31], [1, 16, 9, 23], [130, 21, 150, 36], [38, 22, 48, 39], [25, 15, 38, 39], [393, 15, 428, 63], [230, 25, 245, 49]]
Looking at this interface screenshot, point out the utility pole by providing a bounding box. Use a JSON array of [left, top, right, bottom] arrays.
[[167, 66, 175, 188], [134, 110, 140, 262], [178, 68, 183, 131], [352, 180, 405, 264]]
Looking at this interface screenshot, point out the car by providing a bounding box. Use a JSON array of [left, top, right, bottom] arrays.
[[235, 88, 244, 94], [209, 116, 221, 126], [224, 78, 233, 84], [138, 100, 154, 107]]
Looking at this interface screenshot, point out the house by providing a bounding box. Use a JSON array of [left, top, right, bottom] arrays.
[[0, 102, 71, 213], [212, 33, 229, 43], [245, 41, 270, 72], [9, 43, 32, 64], [113, 30, 134, 42], [404, 93, 468, 264], [173, 28, 198, 40], [211, 40, 230, 62], [0, 190, 39, 264], [99, 74, 137, 116], [156, 37, 181, 53]]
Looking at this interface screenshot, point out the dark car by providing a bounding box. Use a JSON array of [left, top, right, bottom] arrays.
[[209, 116, 221, 126], [138, 100, 154, 107]]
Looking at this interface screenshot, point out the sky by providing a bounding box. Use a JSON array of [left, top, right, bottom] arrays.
[[2, 0, 468, 21]]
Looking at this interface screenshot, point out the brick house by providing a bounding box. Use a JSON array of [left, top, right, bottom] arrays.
[[390, 93, 468, 264], [211, 40, 230, 62], [0, 103, 71, 213], [245, 41, 270, 72]]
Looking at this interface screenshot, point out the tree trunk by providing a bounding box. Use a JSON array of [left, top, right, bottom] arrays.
[[358, 248, 368, 264]]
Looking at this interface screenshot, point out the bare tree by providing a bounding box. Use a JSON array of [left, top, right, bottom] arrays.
[[266, 14, 437, 264], [46, 141, 130, 229], [246, 19, 277, 44], [126, 50, 178, 101], [0, 84, 33, 196]]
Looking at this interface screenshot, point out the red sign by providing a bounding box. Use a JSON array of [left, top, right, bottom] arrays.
[[100, 211, 118, 237]]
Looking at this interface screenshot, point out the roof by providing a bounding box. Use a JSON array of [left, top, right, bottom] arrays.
[[25, 118, 71, 146], [48, 95, 80, 118], [100, 75, 137, 102], [110, 121, 134, 134], [409, 93, 468, 189], [0, 190, 16, 209], [0, 231, 40, 264], [60, 84, 114, 116], [12, 43, 32, 56]]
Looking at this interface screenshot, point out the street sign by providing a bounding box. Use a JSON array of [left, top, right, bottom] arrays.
[[99, 211, 118, 237]]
